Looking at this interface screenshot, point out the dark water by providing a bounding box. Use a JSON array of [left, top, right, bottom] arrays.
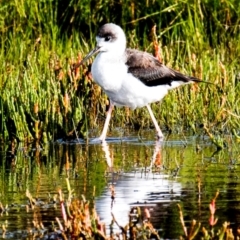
[[0, 131, 240, 239]]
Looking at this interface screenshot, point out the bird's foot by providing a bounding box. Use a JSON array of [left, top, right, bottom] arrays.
[[156, 133, 164, 141], [90, 136, 105, 143]]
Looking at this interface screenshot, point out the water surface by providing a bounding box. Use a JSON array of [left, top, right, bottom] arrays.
[[0, 131, 239, 238]]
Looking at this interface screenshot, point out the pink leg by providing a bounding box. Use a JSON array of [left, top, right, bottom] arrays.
[[146, 104, 164, 140], [97, 102, 114, 142]]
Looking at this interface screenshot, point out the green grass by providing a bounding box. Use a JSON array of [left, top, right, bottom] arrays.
[[0, 0, 239, 143]]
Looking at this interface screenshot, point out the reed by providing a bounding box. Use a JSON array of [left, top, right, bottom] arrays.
[[0, 0, 239, 143]]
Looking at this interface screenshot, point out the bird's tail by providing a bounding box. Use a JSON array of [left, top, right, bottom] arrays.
[[190, 76, 214, 85], [172, 70, 214, 85]]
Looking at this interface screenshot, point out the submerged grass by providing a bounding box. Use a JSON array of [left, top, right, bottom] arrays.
[[0, 0, 239, 143], [3, 180, 238, 239], [0, 137, 240, 238]]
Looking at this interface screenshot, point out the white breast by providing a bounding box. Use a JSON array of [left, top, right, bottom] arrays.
[[92, 53, 127, 92], [91, 52, 181, 109]]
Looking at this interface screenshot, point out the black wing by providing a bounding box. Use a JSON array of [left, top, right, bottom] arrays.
[[125, 48, 201, 87]]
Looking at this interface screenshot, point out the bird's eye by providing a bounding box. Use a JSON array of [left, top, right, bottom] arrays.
[[104, 36, 111, 41]]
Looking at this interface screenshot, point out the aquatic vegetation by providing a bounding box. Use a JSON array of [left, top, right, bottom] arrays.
[[0, 0, 239, 144], [0, 137, 240, 238], [178, 191, 238, 240], [0, 180, 237, 239]]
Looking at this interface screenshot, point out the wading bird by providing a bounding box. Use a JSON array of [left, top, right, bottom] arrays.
[[77, 23, 203, 142]]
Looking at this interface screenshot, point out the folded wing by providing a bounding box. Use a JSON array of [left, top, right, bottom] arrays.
[[125, 48, 201, 87]]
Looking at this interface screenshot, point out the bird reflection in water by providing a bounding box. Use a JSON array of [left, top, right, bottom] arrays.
[[99, 140, 163, 208], [101, 140, 163, 175], [96, 140, 183, 238]]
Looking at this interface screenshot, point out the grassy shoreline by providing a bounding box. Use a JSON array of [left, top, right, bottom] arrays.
[[0, 0, 239, 143]]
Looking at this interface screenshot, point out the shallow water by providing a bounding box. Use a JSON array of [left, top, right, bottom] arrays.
[[0, 131, 239, 239]]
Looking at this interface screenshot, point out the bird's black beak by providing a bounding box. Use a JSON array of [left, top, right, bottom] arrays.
[[73, 46, 101, 69]]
